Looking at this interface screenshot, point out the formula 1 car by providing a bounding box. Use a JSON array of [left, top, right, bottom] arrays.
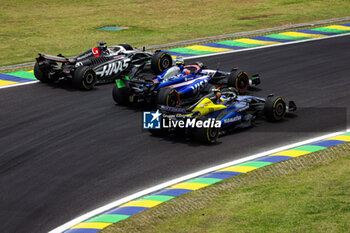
[[34, 42, 173, 90], [150, 88, 296, 143], [112, 62, 260, 107]]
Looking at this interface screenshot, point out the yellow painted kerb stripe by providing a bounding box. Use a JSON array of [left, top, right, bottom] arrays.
[[235, 38, 280, 45], [185, 45, 232, 52], [271, 150, 310, 157], [327, 135, 350, 142], [27, 70, 34, 73], [71, 222, 112, 229], [120, 200, 162, 208], [280, 32, 326, 38], [168, 182, 210, 190], [0, 80, 18, 86], [218, 166, 258, 173], [325, 25, 350, 31]]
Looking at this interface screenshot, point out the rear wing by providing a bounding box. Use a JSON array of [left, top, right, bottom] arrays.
[[37, 53, 70, 63]]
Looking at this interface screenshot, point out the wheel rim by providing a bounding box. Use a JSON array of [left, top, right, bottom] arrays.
[[161, 57, 170, 69], [275, 102, 285, 116], [237, 74, 249, 91], [209, 127, 218, 139], [85, 72, 95, 84]]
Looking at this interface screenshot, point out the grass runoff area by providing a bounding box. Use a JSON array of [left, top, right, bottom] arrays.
[[103, 143, 350, 233], [1, 0, 350, 67]]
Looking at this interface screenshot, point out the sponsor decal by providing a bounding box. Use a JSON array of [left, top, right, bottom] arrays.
[[237, 106, 249, 112], [92, 47, 100, 57], [97, 59, 130, 77], [223, 115, 241, 123], [77, 52, 92, 61], [190, 79, 208, 94]]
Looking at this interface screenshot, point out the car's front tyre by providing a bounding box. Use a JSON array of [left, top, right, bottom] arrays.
[[227, 70, 249, 93], [151, 51, 173, 74], [264, 96, 286, 121]]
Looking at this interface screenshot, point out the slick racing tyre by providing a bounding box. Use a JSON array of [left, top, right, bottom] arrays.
[[193, 118, 220, 144], [264, 96, 286, 121], [227, 70, 249, 93], [34, 62, 50, 83], [112, 85, 131, 106], [151, 51, 173, 74], [157, 88, 179, 107], [73, 66, 97, 90], [119, 43, 133, 50], [34, 61, 56, 83]]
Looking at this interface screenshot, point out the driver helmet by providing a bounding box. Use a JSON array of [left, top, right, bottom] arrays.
[[219, 94, 227, 103], [216, 92, 222, 102], [183, 69, 191, 75], [176, 57, 185, 66]]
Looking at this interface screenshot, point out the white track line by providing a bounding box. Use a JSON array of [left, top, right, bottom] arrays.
[[0, 80, 39, 89], [2, 32, 350, 90], [183, 32, 350, 60], [50, 128, 350, 233]]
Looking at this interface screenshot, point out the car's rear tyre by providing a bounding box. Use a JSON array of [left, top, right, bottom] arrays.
[[151, 51, 173, 74], [264, 96, 286, 121], [119, 43, 133, 50], [157, 88, 179, 107], [193, 119, 220, 144], [73, 66, 97, 90], [227, 70, 249, 93], [112, 85, 131, 106], [34, 62, 51, 83]]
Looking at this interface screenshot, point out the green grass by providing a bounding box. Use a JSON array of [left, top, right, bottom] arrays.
[[103, 144, 350, 232], [0, 0, 350, 66]]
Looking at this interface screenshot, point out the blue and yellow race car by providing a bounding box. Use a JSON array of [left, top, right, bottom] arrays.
[[150, 88, 296, 143], [112, 62, 260, 107]]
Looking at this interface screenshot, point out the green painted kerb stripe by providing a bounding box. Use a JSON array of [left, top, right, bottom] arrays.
[[5, 71, 36, 80], [218, 40, 262, 48], [266, 34, 309, 41], [312, 27, 350, 34], [238, 161, 272, 168], [169, 48, 213, 55], [290, 145, 326, 152], [85, 214, 130, 223], [343, 133, 350, 136], [137, 195, 175, 202], [184, 178, 222, 184]]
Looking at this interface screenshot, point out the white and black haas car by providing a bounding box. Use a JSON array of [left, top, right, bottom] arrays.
[[34, 42, 173, 90]]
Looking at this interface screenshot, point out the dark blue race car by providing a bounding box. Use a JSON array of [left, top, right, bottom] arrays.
[[151, 88, 297, 143], [112, 62, 260, 107]]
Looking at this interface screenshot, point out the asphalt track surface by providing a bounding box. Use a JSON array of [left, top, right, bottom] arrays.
[[1, 35, 350, 233]]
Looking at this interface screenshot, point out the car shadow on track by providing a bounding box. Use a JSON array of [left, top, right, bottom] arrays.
[[37, 79, 107, 92]]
